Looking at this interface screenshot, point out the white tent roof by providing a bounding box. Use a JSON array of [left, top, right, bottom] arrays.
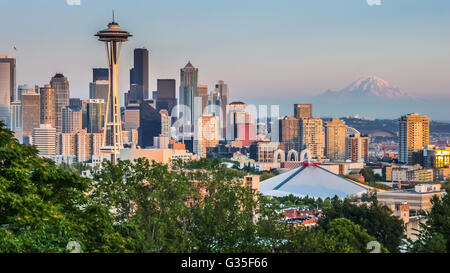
[[261, 165, 370, 199]]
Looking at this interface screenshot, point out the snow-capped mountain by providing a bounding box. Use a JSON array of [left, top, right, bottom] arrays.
[[322, 76, 407, 99]]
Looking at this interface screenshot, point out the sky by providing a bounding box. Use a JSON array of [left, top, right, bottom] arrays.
[[1, 0, 449, 118]]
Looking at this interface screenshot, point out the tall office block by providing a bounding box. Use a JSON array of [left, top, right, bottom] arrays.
[[215, 80, 229, 134], [279, 116, 300, 154], [69, 98, 83, 109], [62, 106, 83, 133], [10, 101, 22, 132], [33, 124, 57, 156], [130, 48, 149, 100], [93, 68, 109, 82], [0, 55, 15, 127], [17, 84, 35, 102], [179, 61, 199, 126], [299, 117, 325, 159], [294, 104, 312, 119], [156, 79, 177, 112], [21, 90, 40, 135], [123, 103, 140, 131], [89, 80, 109, 102], [50, 74, 70, 132], [399, 113, 430, 165], [87, 99, 105, 133], [138, 101, 161, 148], [39, 84, 56, 127], [95, 16, 132, 163], [325, 118, 347, 161], [197, 85, 209, 115]]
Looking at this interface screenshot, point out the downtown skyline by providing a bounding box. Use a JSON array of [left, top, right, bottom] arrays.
[[1, 0, 450, 120]]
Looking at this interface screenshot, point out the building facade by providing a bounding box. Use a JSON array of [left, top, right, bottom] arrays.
[[399, 113, 430, 165]]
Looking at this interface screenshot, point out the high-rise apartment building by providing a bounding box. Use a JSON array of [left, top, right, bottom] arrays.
[[33, 124, 57, 156], [40, 84, 56, 127], [179, 61, 199, 126], [50, 74, 70, 132], [399, 113, 430, 164], [346, 132, 369, 163], [279, 116, 300, 154], [294, 104, 312, 119], [0, 55, 16, 127], [325, 118, 347, 161], [160, 109, 172, 139], [21, 90, 40, 135], [195, 114, 219, 158], [299, 117, 325, 159]]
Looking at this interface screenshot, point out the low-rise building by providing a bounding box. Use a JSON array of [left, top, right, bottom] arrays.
[[377, 184, 445, 213]]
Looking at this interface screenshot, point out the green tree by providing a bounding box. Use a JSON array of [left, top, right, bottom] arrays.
[[319, 197, 404, 253], [0, 122, 130, 253]]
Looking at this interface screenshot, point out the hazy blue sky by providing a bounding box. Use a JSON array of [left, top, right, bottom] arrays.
[[1, 0, 449, 114]]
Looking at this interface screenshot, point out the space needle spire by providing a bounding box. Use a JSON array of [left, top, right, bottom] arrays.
[[95, 13, 132, 164]]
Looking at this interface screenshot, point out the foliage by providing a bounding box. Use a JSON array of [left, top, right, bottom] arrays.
[[0, 122, 130, 253], [319, 196, 404, 253], [275, 194, 332, 210]]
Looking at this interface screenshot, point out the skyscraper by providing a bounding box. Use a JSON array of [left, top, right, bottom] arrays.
[[123, 102, 140, 131], [160, 109, 172, 139], [299, 117, 325, 159], [215, 80, 229, 134], [50, 74, 70, 132], [89, 80, 109, 102], [294, 104, 313, 119], [62, 106, 83, 133], [33, 124, 57, 156], [87, 99, 105, 134], [139, 101, 161, 148], [325, 118, 347, 161], [399, 113, 430, 165], [130, 48, 149, 100], [95, 16, 132, 163], [21, 90, 40, 136], [93, 68, 109, 82], [0, 55, 16, 127], [17, 84, 35, 103], [346, 132, 369, 163], [10, 101, 22, 133], [179, 61, 199, 126], [279, 116, 300, 154], [40, 84, 56, 128], [197, 85, 209, 115], [156, 79, 177, 112], [195, 114, 219, 158]]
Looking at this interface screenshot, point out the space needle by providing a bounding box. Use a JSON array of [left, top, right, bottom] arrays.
[[95, 12, 132, 164]]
